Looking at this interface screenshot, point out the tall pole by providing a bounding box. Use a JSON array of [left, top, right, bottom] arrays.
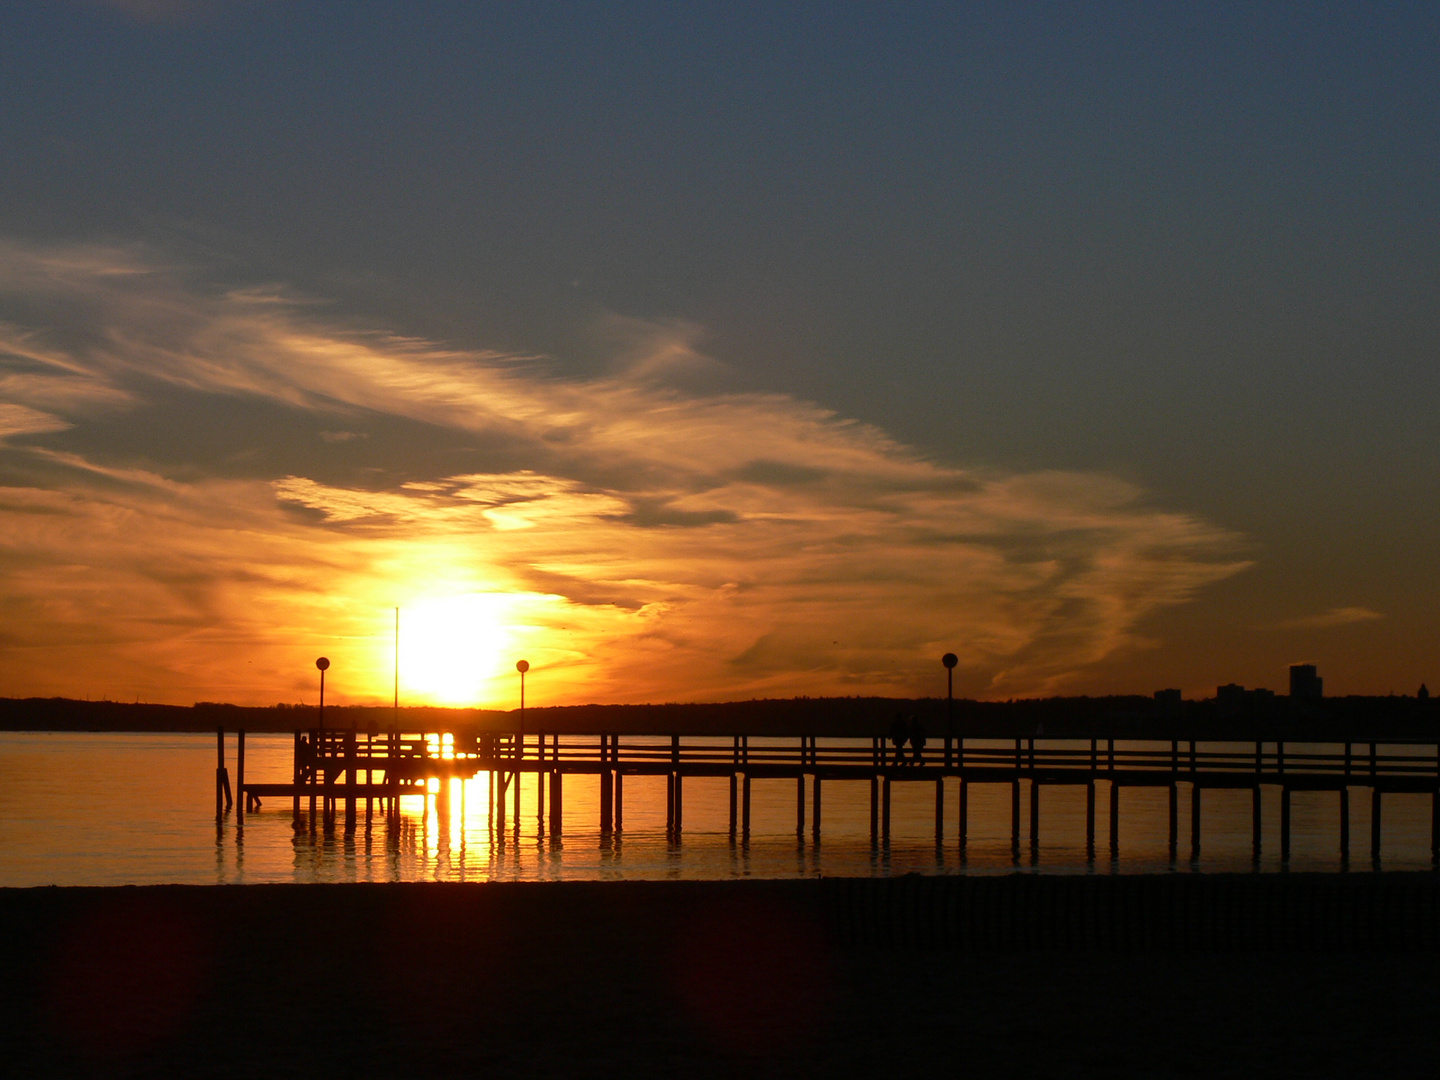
[[394, 607, 400, 725], [943, 652, 958, 768], [516, 660, 529, 738], [316, 656, 330, 731]]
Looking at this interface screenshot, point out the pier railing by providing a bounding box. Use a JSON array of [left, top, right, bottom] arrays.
[[294, 731, 1440, 782], [225, 729, 1440, 861]]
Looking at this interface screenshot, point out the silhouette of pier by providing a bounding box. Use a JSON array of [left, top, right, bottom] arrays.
[[221, 728, 1440, 863]]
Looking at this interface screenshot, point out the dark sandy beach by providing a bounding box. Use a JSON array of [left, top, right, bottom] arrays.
[[3, 875, 1439, 1078]]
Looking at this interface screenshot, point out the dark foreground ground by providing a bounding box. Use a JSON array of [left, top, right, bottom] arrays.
[[3, 875, 1439, 1078]]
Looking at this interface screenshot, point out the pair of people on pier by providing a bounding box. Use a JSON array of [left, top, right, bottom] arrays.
[[888, 714, 927, 766]]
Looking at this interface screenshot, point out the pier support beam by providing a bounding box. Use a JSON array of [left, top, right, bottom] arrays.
[[1371, 787, 1382, 862], [934, 778, 944, 846], [1281, 786, 1291, 862], [869, 775, 878, 844], [1340, 786, 1350, 860], [1108, 782, 1119, 857], [237, 730, 246, 817], [1190, 783, 1201, 860], [796, 775, 805, 835], [1252, 786, 1261, 860], [1167, 783, 1177, 857], [812, 776, 821, 842], [345, 727, 357, 833], [1085, 780, 1095, 858], [1029, 779, 1039, 847], [958, 777, 968, 854], [742, 773, 752, 841], [1432, 788, 1439, 864], [599, 768, 613, 833], [1011, 778, 1021, 855], [292, 731, 301, 822], [881, 776, 892, 843], [615, 771, 623, 832], [549, 771, 563, 836], [215, 728, 232, 818], [729, 773, 738, 838]]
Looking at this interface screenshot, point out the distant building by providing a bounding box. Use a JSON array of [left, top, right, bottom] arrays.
[[1420, 684, 1430, 700], [1290, 664, 1323, 700]]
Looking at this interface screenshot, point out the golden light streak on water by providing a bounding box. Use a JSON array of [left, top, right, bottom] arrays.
[[3, 732, 1438, 886]]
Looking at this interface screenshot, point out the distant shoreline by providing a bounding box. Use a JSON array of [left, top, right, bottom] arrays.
[[4, 692, 1438, 740]]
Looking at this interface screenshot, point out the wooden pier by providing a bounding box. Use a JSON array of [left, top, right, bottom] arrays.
[[223, 729, 1440, 862]]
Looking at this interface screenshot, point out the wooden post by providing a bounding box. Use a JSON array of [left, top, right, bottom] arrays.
[[1340, 786, 1350, 859], [729, 773, 738, 838], [1432, 788, 1439, 864], [812, 776, 821, 842], [537, 735, 547, 833], [363, 731, 372, 824], [292, 730, 301, 821], [674, 773, 683, 834], [307, 731, 317, 821], [549, 770, 563, 836], [345, 726, 357, 832], [1252, 785, 1261, 859], [796, 774, 805, 835], [869, 774, 878, 843], [934, 778, 944, 845], [1371, 787, 1381, 862], [215, 727, 225, 818], [513, 737, 521, 826], [742, 772, 752, 840], [1029, 778, 1039, 846], [1011, 776, 1021, 854], [1108, 781, 1119, 856], [1085, 779, 1095, 857], [599, 768, 613, 833], [881, 775, 892, 843], [236, 730, 246, 817], [614, 770, 623, 831], [1190, 783, 1200, 859], [1167, 782, 1177, 857], [1280, 786, 1291, 861], [958, 777, 968, 853], [666, 772, 675, 832]]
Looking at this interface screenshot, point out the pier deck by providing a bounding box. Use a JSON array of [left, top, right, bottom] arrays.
[[217, 728, 1440, 862]]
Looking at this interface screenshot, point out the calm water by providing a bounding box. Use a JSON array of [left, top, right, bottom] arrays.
[[1, 731, 1436, 887]]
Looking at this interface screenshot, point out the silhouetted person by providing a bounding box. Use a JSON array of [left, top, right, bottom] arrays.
[[889, 713, 909, 766], [910, 717, 927, 765]]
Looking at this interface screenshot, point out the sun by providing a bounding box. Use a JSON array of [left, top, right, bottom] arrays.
[[400, 593, 513, 706]]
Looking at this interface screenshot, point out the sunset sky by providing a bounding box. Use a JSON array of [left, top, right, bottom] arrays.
[[0, 3, 1435, 707]]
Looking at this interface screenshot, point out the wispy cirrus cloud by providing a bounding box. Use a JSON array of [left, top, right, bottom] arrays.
[[0, 240, 1251, 705], [1269, 607, 1383, 631]]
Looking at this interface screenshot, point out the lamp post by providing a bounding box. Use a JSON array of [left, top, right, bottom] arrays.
[[942, 652, 957, 767], [516, 659, 529, 741], [316, 656, 330, 732]]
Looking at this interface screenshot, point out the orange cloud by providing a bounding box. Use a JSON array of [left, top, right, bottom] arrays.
[[0, 242, 1251, 705]]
